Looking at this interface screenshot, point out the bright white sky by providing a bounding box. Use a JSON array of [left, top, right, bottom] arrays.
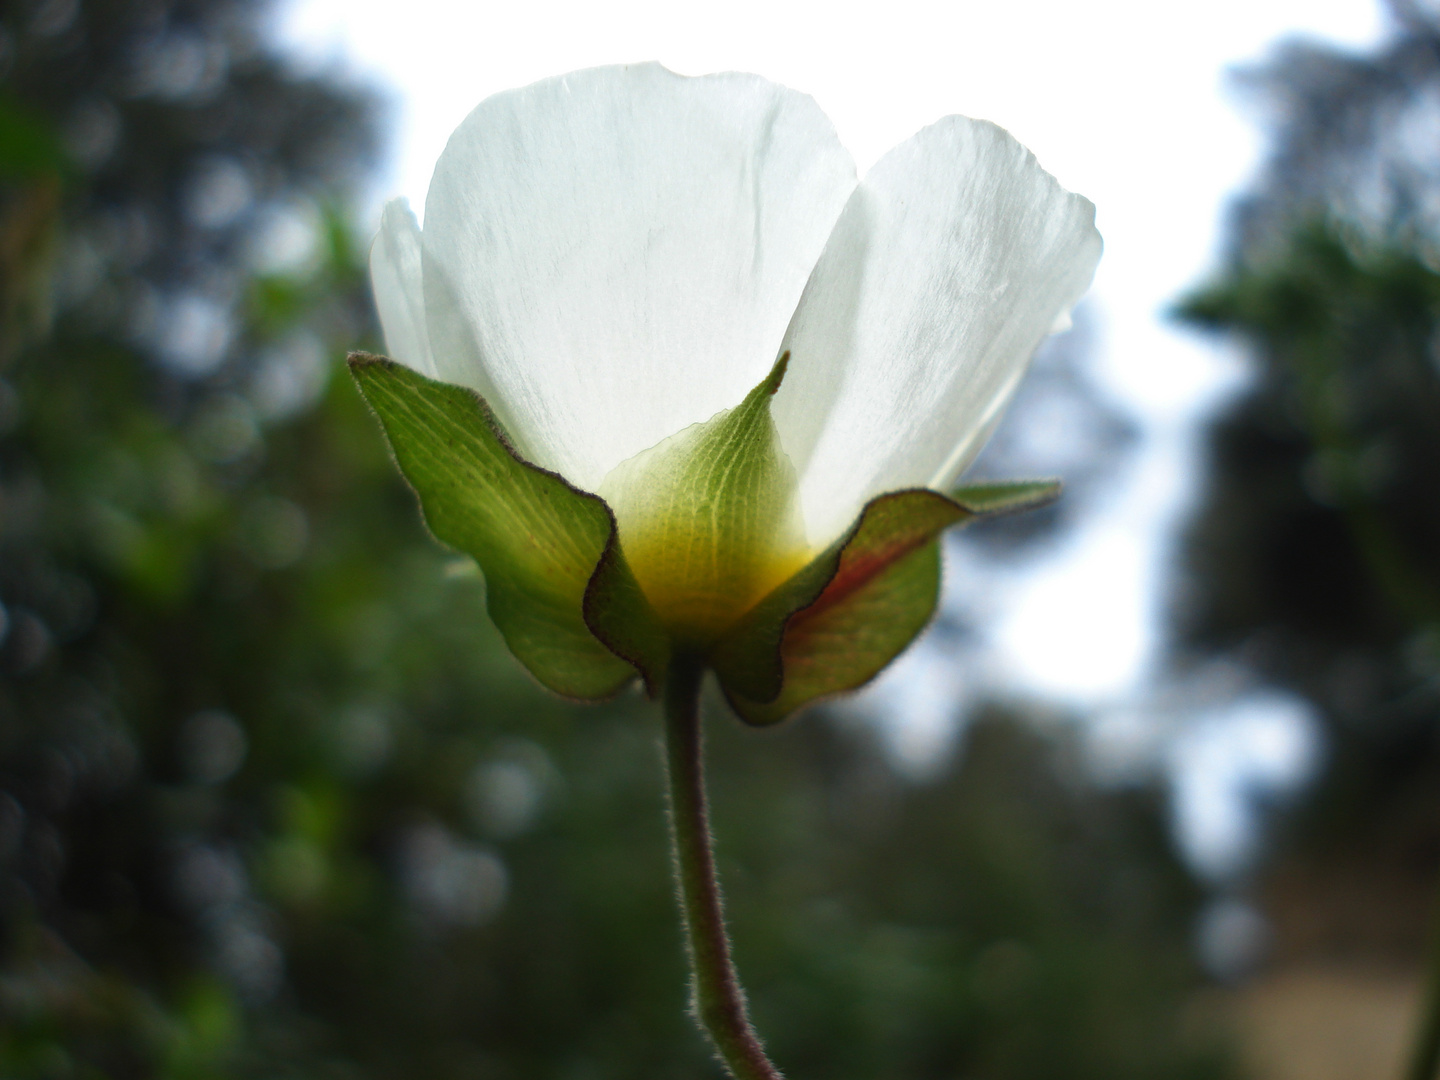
[[274, 0, 1386, 711]]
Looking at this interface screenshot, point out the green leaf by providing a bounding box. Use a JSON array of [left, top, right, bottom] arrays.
[[716, 480, 1062, 725], [597, 353, 808, 646], [349, 354, 638, 700]]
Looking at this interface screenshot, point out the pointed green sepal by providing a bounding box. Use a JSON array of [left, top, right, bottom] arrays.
[[597, 353, 807, 648], [950, 478, 1061, 516], [349, 353, 638, 699], [716, 479, 1062, 725]]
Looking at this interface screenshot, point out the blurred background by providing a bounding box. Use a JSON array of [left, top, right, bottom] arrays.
[[1, 0, 1438, 1077]]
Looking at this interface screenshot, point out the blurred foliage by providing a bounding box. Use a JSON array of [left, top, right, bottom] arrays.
[[1176, 2, 1440, 933], [1180, 226, 1440, 690], [1179, 227, 1440, 903], [1226, 1, 1440, 260], [0, 0, 1233, 1076]]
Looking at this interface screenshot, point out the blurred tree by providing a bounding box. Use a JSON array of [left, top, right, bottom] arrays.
[[1226, 0, 1440, 259], [0, 1, 1234, 1076], [1175, 0, 1440, 966]]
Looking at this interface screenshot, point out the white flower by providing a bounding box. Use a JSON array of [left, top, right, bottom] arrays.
[[367, 62, 1099, 660]]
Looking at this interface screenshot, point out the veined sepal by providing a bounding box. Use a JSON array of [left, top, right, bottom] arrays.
[[351, 351, 1058, 719], [348, 352, 654, 699], [713, 478, 1060, 725], [583, 352, 805, 691]]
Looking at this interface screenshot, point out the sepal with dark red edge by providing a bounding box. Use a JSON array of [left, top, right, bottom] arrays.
[[715, 480, 1060, 725], [351, 348, 1059, 716]]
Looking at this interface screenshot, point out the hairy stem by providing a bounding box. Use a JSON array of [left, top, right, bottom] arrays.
[[663, 653, 783, 1080]]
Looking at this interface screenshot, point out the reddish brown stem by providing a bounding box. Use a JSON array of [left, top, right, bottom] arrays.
[[663, 654, 783, 1080]]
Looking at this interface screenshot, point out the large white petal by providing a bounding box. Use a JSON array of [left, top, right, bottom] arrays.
[[369, 199, 437, 379], [774, 117, 1102, 546], [421, 63, 857, 492]]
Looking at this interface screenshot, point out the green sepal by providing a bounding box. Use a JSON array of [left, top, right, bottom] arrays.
[[716, 479, 1061, 725], [950, 479, 1061, 516], [583, 540, 671, 696], [348, 353, 639, 700], [584, 354, 802, 691], [708, 525, 855, 705], [597, 353, 805, 647]]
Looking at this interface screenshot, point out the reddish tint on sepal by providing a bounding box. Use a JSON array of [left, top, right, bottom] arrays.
[[353, 350, 1060, 717], [715, 481, 1060, 725]]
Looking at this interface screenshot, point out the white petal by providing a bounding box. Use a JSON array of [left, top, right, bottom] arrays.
[[774, 117, 1102, 546], [369, 199, 437, 378], [421, 63, 856, 491]]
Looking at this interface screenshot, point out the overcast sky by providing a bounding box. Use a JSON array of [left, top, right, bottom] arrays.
[[273, 0, 1387, 709]]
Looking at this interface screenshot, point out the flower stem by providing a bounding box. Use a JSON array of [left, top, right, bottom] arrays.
[[1404, 881, 1440, 1080], [663, 653, 783, 1080]]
